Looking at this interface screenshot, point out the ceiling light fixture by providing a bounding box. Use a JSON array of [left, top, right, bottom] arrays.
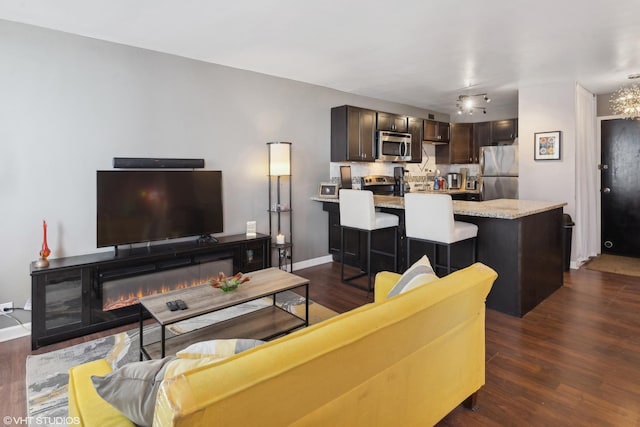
[[610, 77, 640, 119], [456, 93, 490, 115]]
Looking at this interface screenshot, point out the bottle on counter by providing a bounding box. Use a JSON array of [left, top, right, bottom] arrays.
[[433, 175, 440, 190]]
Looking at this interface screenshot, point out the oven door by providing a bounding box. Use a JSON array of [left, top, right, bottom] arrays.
[[377, 131, 412, 161]]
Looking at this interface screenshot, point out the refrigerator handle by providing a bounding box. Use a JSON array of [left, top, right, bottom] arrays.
[[479, 147, 485, 174]]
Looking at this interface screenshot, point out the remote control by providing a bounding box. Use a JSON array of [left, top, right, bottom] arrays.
[[176, 299, 188, 310], [166, 301, 178, 311]]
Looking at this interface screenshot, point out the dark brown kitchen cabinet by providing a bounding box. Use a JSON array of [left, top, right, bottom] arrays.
[[377, 112, 408, 132], [407, 116, 423, 163], [423, 120, 450, 143], [436, 123, 473, 164], [434, 119, 518, 165], [331, 105, 376, 162], [472, 121, 492, 163], [450, 123, 474, 163], [491, 119, 518, 142]]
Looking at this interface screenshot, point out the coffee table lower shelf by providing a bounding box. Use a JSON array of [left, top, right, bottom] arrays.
[[141, 306, 306, 360]]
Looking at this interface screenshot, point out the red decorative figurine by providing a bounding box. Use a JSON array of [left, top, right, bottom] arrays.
[[35, 220, 51, 268]]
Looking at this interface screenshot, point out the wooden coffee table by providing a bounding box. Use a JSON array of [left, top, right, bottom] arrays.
[[138, 267, 309, 359]]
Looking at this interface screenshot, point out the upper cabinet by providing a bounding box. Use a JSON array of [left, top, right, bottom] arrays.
[[472, 121, 492, 163], [407, 116, 423, 163], [435, 118, 518, 165], [377, 112, 408, 133], [491, 119, 518, 143], [449, 123, 474, 163], [423, 120, 450, 143], [331, 105, 376, 162], [436, 123, 473, 164]]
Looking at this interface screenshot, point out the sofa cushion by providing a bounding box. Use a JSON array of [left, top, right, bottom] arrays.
[[387, 255, 438, 298], [91, 357, 174, 427], [176, 338, 265, 359], [91, 356, 226, 427], [68, 359, 134, 427]]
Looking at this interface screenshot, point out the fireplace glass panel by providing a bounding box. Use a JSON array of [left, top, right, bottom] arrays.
[[102, 258, 233, 311], [45, 271, 83, 330]]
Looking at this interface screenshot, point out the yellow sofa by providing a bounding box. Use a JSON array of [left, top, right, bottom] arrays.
[[68, 263, 497, 426]]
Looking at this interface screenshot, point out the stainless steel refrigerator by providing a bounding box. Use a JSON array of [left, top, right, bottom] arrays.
[[480, 145, 519, 200]]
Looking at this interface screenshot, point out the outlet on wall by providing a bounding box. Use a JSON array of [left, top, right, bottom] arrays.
[[0, 301, 14, 314]]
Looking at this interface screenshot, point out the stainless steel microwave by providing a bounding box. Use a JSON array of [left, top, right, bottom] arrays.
[[376, 130, 412, 162]]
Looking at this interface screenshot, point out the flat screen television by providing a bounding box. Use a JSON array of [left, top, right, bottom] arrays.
[[97, 170, 223, 248]]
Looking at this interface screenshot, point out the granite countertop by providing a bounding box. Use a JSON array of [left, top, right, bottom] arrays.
[[452, 199, 567, 219], [311, 195, 567, 220]]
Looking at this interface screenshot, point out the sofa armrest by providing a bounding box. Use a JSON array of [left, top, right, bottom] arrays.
[[374, 271, 402, 303], [68, 359, 135, 427]]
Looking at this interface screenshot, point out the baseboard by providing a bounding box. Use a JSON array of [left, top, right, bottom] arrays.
[[293, 255, 333, 271], [0, 323, 31, 343]]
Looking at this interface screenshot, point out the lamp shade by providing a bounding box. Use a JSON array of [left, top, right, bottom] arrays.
[[267, 142, 291, 176]]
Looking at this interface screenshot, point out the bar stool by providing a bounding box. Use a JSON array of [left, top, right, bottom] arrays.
[[404, 193, 478, 276], [339, 189, 399, 292]]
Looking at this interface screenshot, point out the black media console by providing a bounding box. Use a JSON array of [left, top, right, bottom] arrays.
[[30, 233, 271, 350]]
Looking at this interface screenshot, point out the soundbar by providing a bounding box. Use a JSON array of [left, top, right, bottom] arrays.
[[113, 157, 205, 169]]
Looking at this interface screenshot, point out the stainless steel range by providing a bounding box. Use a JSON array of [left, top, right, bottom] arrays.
[[361, 175, 397, 195]]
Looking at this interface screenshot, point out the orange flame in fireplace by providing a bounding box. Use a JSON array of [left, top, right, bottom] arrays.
[[103, 277, 212, 311]]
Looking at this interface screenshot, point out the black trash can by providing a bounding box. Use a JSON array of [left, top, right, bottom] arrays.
[[562, 214, 575, 271]]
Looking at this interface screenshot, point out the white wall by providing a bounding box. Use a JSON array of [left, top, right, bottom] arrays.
[[518, 82, 576, 218], [0, 20, 440, 307]]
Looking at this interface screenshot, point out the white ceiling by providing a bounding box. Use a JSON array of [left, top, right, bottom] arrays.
[[2, 0, 640, 116]]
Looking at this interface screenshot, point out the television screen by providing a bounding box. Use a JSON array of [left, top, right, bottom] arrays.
[[97, 170, 223, 248]]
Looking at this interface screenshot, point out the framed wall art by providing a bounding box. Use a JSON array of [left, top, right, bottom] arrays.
[[534, 131, 561, 160]]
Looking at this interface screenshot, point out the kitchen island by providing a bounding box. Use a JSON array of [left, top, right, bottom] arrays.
[[313, 195, 567, 317]]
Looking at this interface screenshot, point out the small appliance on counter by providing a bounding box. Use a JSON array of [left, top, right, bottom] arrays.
[[447, 173, 461, 189], [465, 177, 478, 190], [394, 166, 410, 196]]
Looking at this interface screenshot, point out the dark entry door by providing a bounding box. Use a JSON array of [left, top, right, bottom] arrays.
[[600, 119, 640, 256]]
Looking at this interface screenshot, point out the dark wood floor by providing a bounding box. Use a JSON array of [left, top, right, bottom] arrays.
[[2, 262, 639, 425]]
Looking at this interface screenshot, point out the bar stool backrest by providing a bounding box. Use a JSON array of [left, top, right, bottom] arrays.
[[339, 189, 376, 230], [405, 193, 456, 243]]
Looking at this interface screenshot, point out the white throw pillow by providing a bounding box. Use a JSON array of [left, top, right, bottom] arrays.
[[387, 255, 438, 298]]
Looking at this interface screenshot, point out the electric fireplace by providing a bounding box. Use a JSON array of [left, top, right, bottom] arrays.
[[30, 233, 271, 350], [94, 256, 233, 320]]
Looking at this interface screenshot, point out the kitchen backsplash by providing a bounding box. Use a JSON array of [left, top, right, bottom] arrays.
[[329, 143, 480, 188]]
